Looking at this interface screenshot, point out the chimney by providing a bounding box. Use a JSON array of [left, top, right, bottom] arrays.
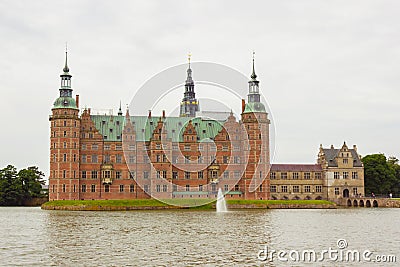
[[241, 99, 246, 113], [330, 145, 334, 149], [88, 108, 91, 115], [353, 144, 357, 152], [76, 95, 80, 108], [162, 110, 165, 118], [148, 110, 152, 118]]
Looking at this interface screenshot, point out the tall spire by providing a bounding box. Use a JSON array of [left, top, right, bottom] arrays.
[[59, 48, 72, 96], [63, 46, 69, 73], [251, 51, 257, 80], [243, 51, 266, 113], [247, 51, 261, 103], [180, 52, 199, 117], [118, 101, 123, 116], [53, 48, 78, 110], [186, 52, 193, 84]]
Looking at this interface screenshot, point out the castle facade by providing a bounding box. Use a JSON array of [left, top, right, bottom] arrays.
[[49, 53, 364, 201]]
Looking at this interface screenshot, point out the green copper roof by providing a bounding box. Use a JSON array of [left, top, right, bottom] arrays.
[[90, 115, 224, 142], [243, 102, 266, 113], [52, 97, 78, 110]]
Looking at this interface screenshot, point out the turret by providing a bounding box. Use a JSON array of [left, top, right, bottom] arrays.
[[241, 52, 270, 200], [49, 50, 80, 200]]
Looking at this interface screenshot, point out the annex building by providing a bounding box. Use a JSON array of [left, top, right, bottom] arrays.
[[49, 53, 364, 202]]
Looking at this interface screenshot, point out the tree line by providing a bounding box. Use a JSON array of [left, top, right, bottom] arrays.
[[362, 154, 400, 197], [0, 165, 46, 206]]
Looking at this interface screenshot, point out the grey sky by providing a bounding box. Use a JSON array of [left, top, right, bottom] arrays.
[[0, 0, 399, 178]]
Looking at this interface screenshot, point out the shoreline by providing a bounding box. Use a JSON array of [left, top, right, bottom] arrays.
[[41, 199, 338, 211]]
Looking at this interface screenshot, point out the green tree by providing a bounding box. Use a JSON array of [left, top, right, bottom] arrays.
[[362, 154, 397, 197], [387, 156, 400, 197], [0, 165, 23, 205], [0, 165, 46, 206], [18, 166, 46, 199]]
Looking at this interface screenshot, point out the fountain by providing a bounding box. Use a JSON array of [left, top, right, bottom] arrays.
[[216, 188, 228, 212]]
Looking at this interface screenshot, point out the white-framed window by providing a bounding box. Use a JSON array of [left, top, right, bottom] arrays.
[[185, 172, 190, 179], [334, 172, 340, 179], [304, 185, 311, 193], [116, 154, 122, 163]]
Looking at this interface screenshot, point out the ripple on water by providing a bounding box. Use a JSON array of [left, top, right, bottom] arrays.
[[0, 208, 399, 266]]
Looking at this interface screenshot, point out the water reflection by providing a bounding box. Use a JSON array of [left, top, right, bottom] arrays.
[[0, 207, 399, 266]]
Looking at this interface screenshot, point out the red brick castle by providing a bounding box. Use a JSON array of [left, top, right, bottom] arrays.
[[49, 52, 364, 201]]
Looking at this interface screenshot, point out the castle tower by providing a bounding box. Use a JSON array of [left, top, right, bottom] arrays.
[[49, 51, 80, 200], [241, 53, 270, 199], [180, 54, 199, 117]]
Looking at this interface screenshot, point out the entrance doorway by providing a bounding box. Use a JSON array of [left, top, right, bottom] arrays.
[[343, 189, 350, 198]]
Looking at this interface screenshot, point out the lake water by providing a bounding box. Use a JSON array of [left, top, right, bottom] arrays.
[[0, 207, 399, 266]]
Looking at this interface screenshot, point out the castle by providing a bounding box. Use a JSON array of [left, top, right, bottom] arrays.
[[49, 52, 364, 201]]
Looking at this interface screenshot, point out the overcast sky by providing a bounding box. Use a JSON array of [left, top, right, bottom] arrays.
[[0, 0, 399, 177]]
